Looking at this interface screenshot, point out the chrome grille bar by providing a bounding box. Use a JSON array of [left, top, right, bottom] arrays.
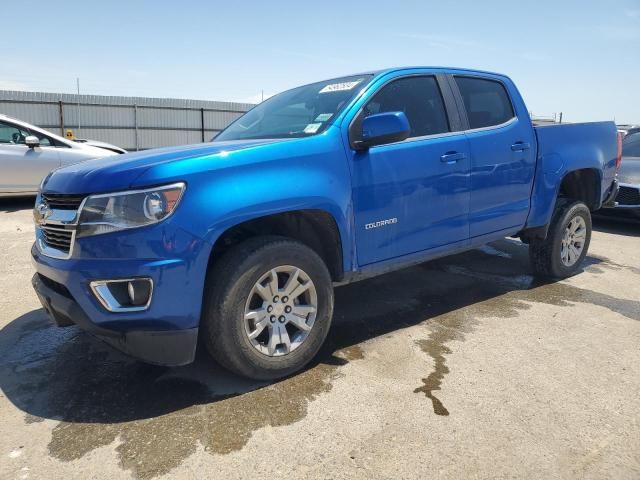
[[35, 192, 87, 260]]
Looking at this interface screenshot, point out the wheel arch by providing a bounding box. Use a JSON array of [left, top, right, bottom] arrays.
[[522, 167, 601, 242], [206, 208, 347, 283], [557, 168, 602, 210]]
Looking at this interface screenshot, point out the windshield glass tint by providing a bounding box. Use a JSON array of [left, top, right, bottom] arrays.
[[215, 75, 372, 141]]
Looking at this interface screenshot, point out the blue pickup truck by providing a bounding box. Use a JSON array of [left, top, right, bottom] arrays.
[[31, 67, 621, 379]]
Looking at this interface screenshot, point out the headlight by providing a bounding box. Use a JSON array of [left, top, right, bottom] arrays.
[[76, 182, 185, 238]]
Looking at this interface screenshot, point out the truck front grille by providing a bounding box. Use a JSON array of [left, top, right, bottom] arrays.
[[617, 186, 640, 206], [41, 193, 85, 210], [40, 226, 74, 253]]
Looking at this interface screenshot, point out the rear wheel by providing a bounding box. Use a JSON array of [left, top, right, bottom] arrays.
[[529, 199, 592, 278], [202, 236, 334, 380]]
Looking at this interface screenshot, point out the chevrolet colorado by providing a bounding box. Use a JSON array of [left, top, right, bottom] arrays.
[[31, 67, 621, 379]]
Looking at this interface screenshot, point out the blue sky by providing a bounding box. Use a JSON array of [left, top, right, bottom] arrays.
[[2, 0, 638, 123]]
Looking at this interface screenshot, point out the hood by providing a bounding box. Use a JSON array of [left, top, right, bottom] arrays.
[[42, 139, 284, 194], [75, 139, 127, 154], [618, 156, 640, 184]]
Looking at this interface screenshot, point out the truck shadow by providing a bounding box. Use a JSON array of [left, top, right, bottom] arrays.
[[1, 239, 638, 478], [593, 215, 640, 237], [0, 197, 35, 213]]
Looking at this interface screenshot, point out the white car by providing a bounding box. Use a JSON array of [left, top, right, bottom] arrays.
[[0, 114, 119, 196], [73, 138, 127, 154]]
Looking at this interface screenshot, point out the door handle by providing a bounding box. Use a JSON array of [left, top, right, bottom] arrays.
[[440, 152, 466, 164], [511, 142, 531, 152]]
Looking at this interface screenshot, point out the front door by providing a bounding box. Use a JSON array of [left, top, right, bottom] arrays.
[[349, 75, 471, 266]]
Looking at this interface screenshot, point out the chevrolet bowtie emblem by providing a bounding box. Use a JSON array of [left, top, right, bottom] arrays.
[[35, 202, 51, 224]]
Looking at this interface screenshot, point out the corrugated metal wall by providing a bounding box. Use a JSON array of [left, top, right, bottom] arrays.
[[0, 91, 254, 151]]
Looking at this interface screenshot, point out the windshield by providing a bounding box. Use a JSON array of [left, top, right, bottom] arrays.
[[214, 75, 373, 141]]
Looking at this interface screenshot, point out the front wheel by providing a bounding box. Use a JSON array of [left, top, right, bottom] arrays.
[[202, 236, 334, 380], [529, 199, 592, 278]]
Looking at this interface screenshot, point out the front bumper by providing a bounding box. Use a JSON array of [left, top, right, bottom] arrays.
[[32, 273, 197, 365], [601, 181, 640, 217], [30, 217, 212, 366]]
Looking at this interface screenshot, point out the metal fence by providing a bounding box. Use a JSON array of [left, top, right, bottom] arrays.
[[0, 91, 254, 151]]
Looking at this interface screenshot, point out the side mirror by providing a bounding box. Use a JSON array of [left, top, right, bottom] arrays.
[[353, 111, 410, 150], [25, 136, 40, 148]]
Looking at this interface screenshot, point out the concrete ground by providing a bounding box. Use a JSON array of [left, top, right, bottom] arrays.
[[0, 197, 638, 480]]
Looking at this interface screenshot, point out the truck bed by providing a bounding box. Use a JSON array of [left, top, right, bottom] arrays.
[[534, 121, 618, 185], [525, 120, 619, 229]]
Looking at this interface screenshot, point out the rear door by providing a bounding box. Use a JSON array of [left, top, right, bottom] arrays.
[[348, 74, 471, 266], [0, 120, 60, 192], [450, 75, 536, 237]]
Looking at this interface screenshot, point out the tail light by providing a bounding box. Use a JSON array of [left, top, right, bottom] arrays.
[[616, 131, 623, 171]]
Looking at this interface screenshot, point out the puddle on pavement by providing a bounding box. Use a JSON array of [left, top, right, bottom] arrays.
[[339, 345, 364, 361], [584, 254, 640, 276], [1, 239, 638, 477], [0, 316, 353, 479], [410, 242, 640, 416], [48, 361, 342, 478]]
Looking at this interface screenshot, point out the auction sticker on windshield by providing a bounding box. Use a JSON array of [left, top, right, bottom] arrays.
[[319, 79, 363, 93], [304, 123, 322, 133]]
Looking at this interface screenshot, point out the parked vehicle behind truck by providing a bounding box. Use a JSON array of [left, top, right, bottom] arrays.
[[31, 67, 620, 379], [601, 128, 640, 218], [0, 114, 118, 196]]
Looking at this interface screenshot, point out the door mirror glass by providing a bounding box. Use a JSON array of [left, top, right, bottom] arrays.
[[25, 136, 40, 148], [354, 112, 410, 150]]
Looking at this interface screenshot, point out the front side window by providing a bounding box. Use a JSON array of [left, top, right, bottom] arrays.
[[354, 76, 450, 141], [0, 121, 29, 144], [215, 75, 373, 141], [28, 130, 54, 147], [455, 76, 515, 129], [622, 132, 640, 157]]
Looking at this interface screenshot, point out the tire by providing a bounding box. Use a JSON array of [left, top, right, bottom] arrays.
[[529, 199, 592, 278], [201, 236, 334, 380]]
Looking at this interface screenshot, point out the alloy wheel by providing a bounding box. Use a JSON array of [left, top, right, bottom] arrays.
[[243, 265, 318, 356], [560, 216, 587, 267]]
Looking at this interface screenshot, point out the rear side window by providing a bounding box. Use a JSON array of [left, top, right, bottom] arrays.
[[455, 77, 515, 129], [358, 76, 450, 139]]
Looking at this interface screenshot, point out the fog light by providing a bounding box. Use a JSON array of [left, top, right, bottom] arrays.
[[127, 279, 152, 306], [90, 278, 153, 312]]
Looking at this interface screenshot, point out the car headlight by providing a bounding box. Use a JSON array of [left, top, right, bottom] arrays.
[[77, 182, 186, 238]]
